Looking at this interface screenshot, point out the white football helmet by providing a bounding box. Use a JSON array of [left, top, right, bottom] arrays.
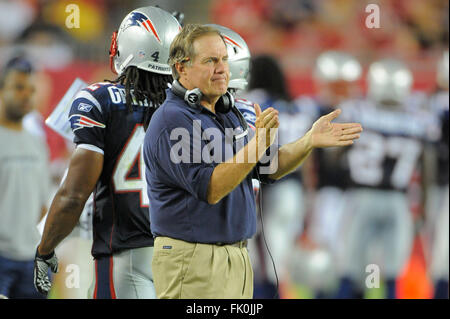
[[110, 6, 181, 75], [437, 50, 449, 90], [367, 59, 413, 105], [314, 51, 362, 82], [206, 24, 251, 91], [288, 246, 338, 294]]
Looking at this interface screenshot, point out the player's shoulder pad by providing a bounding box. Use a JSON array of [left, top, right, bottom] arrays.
[[235, 98, 256, 110], [73, 82, 119, 114], [235, 98, 256, 128], [69, 82, 116, 132]]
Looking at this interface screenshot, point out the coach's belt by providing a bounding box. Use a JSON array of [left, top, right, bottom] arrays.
[[215, 240, 248, 248]]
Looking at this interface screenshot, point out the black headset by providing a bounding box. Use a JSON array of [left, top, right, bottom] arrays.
[[171, 80, 249, 137]]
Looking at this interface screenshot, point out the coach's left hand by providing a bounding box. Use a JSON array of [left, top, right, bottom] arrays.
[[308, 109, 362, 148]]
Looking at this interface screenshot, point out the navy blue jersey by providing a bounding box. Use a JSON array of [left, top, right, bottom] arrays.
[[429, 91, 449, 186], [343, 99, 435, 192], [69, 82, 154, 258], [295, 97, 351, 189], [439, 109, 449, 185]]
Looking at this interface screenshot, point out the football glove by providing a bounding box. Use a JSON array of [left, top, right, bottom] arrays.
[[34, 248, 59, 296]]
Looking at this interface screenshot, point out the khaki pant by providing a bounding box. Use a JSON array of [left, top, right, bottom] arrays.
[[152, 236, 253, 299]]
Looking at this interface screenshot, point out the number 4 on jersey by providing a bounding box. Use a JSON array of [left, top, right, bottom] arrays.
[[113, 125, 149, 207]]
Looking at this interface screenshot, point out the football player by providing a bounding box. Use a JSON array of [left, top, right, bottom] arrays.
[[299, 51, 362, 253], [335, 59, 435, 299], [33, 6, 181, 298], [292, 51, 362, 298], [426, 50, 449, 299]]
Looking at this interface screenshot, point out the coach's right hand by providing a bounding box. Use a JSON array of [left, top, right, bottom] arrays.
[[254, 104, 279, 150]]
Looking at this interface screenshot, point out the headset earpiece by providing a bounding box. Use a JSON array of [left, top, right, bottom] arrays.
[[184, 88, 203, 109], [171, 80, 202, 110], [215, 91, 234, 113]]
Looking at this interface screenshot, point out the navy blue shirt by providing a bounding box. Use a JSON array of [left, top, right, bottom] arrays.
[[144, 89, 274, 244]]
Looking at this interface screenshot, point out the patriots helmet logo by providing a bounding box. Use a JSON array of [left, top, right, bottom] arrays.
[[121, 12, 161, 43], [69, 114, 106, 131], [223, 35, 243, 50]]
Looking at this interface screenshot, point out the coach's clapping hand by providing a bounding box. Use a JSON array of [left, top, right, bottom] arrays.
[[254, 103, 279, 150], [307, 109, 362, 148]]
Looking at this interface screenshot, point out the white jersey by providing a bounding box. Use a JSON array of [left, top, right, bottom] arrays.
[[0, 126, 51, 260]]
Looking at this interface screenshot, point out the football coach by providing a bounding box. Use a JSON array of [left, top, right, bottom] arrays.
[[143, 24, 362, 299]]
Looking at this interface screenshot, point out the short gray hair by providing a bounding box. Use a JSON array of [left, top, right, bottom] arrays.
[[168, 24, 225, 80]]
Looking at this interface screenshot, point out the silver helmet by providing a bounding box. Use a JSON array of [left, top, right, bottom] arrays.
[[367, 59, 413, 104], [436, 50, 449, 90], [314, 51, 362, 82], [205, 24, 251, 91], [110, 6, 181, 75]]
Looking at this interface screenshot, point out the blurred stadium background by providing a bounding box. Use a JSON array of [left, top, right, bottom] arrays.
[[0, 0, 448, 299]]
